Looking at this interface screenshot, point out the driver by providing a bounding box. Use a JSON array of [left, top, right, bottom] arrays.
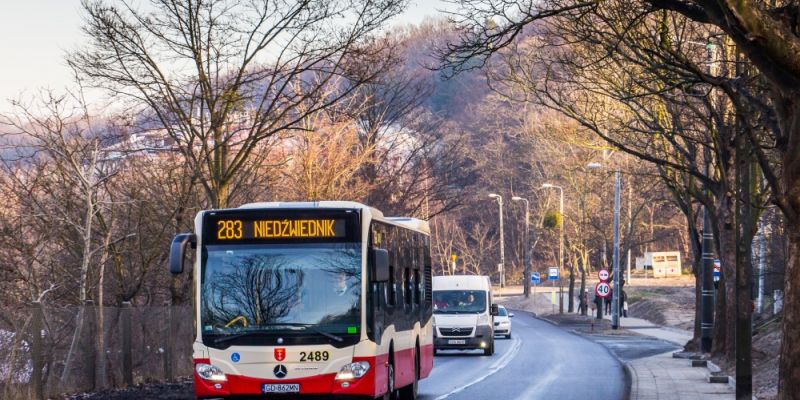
[[459, 293, 476, 307], [334, 272, 349, 296]]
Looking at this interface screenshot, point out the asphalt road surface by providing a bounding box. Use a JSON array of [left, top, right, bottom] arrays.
[[419, 311, 626, 400], [66, 311, 632, 400]]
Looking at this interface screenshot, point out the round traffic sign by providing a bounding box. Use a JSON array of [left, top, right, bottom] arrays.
[[598, 269, 610, 282], [595, 282, 611, 298]]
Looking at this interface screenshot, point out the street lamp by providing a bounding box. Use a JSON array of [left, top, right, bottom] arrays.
[[588, 162, 622, 329], [489, 193, 505, 288], [541, 183, 564, 314], [512, 196, 531, 298]]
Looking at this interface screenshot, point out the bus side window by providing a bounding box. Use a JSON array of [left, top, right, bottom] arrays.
[[414, 269, 421, 305], [388, 266, 396, 306], [405, 268, 413, 306]]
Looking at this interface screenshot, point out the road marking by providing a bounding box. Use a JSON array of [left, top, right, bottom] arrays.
[[433, 337, 522, 400]]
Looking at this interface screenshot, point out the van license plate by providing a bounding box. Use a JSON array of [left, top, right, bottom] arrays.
[[448, 339, 466, 345], [263, 384, 300, 393]]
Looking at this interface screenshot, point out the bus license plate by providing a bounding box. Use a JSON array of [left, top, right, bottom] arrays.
[[448, 339, 466, 345], [263, 383, 300, 393]]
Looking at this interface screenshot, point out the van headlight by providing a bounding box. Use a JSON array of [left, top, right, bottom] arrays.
[[477, 313, 490, 325], [196, 363, 227, 382], [335, 361, 370, 380]]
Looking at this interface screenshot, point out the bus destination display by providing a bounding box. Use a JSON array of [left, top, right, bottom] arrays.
[[210, 217, 348, 242]]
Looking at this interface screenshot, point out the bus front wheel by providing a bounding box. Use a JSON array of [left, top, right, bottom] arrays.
[[398, 348, 419, 400], [382, 361, 397, 400]]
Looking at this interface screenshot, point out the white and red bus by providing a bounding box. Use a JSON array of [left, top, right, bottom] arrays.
[[169, 201, 434, 399]]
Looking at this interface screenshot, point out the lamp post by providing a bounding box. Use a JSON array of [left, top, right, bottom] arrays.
[[541, 183, 564, 314], [588, 162, 622, 329], [512, 196, 531, 298], [489, 193, 505, 288]]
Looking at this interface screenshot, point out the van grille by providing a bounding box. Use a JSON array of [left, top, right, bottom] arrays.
[[439, 327, 474, 337]]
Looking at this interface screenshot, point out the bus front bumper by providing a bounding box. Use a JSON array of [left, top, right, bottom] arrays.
[[193, 357, 383, 399]]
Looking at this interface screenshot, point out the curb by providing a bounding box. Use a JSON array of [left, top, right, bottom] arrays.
[[706, 360, 737, 389], [622, 361, 634, 400]]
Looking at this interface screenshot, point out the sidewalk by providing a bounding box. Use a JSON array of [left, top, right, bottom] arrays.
[[605, 315, 693, 346], [628, 351, 734, 399], [609, 316, 735, 399]]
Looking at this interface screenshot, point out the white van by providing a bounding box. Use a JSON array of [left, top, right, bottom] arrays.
[[432, 275, 498, 355]]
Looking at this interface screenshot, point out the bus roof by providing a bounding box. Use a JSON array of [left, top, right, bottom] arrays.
[[237, 201, 430, 235]]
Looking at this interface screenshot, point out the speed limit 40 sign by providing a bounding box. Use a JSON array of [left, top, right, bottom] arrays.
[[595, 282, 611, 298]]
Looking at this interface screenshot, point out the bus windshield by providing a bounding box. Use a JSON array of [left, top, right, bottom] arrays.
[[201, 243, 361, 338], [432, 290, 487, 314]]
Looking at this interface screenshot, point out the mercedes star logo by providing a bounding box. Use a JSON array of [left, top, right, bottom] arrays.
[[273, 364, 288, 379]]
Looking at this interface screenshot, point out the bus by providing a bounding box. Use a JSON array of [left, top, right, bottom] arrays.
[[169, 201, 434, 399]]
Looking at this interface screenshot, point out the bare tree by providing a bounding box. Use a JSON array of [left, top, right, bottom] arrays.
[[439, 2, 800, 396], [70, 0, 408, 208]]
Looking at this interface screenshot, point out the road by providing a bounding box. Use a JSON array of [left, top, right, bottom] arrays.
[[65, 311, 635, 400], [419, 311, 627, 400]]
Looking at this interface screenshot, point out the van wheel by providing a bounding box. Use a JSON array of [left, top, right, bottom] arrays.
[[483, 340, 494, 356], [399, 348, 419, 400]]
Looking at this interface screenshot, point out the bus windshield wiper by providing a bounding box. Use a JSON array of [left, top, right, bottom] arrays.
[[212, 323, 343, 345], [277, 323, 344, 343], [213, 330, 271, 345]]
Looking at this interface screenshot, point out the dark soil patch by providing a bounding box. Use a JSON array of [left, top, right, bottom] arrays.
[[61, 378, 193, 400]]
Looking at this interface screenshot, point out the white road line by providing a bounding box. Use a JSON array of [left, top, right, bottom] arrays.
[[433, 337, 523, 400]]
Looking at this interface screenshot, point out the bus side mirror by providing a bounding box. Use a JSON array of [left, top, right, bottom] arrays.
[[490, 304, 499, 316], [370, 248, 390, 282], [169, 233, 196, 274]]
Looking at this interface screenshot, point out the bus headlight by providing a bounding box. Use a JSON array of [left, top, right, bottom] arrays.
[[335, 361, 370, 380], [196, 363, 227, 382]]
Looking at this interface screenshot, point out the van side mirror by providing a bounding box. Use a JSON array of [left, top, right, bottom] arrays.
[[490, 304, 499, 316], [369, 248, 390, 282], [169, 233, 196, 274]]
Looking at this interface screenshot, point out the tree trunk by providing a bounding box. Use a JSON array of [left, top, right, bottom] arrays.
[[734, 135, 756, 399], [568, 259, 575, 313], [712, 196, 737, 364], [60, 175, 96, 386], [777, 97, 800, 400], [779, 229, 800, 399]]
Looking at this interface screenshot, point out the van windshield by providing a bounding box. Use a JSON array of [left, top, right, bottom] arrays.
[[432, 290, 487, 314]]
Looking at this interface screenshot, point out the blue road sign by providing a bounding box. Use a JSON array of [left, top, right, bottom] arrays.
[[713, 259, 721, 282], [548, 267, 559, 281], [531, 272, 541, 285]]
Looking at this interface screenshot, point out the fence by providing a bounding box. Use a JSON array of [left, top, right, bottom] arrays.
[[0, 303, 194, 399]]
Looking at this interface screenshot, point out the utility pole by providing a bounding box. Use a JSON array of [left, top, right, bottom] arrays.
[[612, 170, 622, 329], [489, 193, 505, 288]]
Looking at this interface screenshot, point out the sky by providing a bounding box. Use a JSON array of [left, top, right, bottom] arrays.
[[0, 0, 452, 114]]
